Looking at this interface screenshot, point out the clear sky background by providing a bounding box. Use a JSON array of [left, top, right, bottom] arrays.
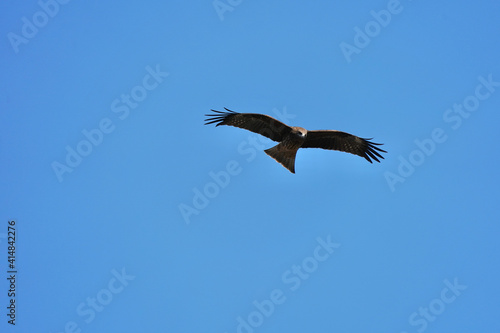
[[1, 1, 499, 332]]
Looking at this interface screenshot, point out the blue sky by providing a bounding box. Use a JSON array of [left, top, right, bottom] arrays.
[[1, 1, 500, 332]]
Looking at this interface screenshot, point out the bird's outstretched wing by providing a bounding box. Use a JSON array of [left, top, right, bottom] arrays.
[[302, 130, 387, 163], [205, 108, 292, 142]]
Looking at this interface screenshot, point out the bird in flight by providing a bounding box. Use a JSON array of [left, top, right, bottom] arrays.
[[205, 108, 386, 173]]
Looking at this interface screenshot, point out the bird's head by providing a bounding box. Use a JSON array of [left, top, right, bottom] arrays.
[[292, 126, 307, 138]]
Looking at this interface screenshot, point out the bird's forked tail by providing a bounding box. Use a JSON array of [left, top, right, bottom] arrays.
[[264, 143, 298, 174]]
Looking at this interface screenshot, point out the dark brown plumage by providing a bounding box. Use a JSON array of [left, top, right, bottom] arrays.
[[205, 108, 386, 173]]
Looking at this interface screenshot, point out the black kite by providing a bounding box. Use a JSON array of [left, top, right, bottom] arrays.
[[205, 108, 386, 173]]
